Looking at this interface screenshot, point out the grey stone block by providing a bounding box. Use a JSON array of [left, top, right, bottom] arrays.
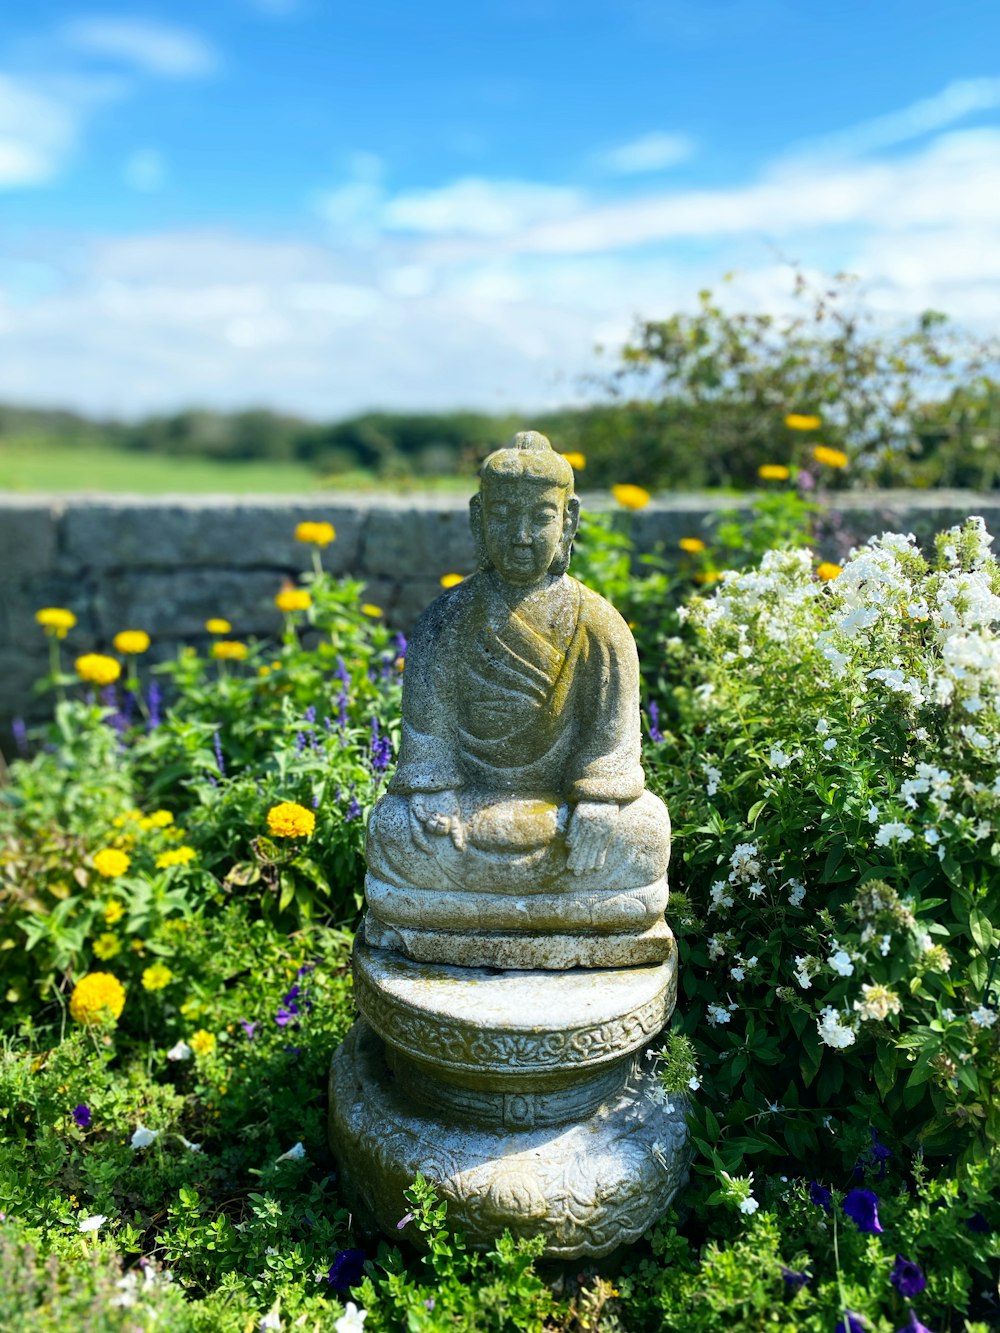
[[90, 568, 286, 641], [360, 504, 476, 579], [0, 502, 59, 583]]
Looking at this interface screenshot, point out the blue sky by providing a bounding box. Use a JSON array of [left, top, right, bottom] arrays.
[[1, 1, 999, 418]]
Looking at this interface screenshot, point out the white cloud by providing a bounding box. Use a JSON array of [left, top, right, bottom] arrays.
[[0, 74, 78, 186], [63, 18, 218, 78], [381, 177, 584, 238], [595, 131, 694, 174], [787, 76, 1000, 162]]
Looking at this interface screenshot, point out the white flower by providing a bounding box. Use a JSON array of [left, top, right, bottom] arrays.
[[746, 880, 765, 899], [815, 718, 830, 735], [768, 745, 792, 770], [335, 1303, 368, 1333], [828, 949, 854, 977], [822, 737, 837, 752], [709, 881, 734, 912], [970, 1006, 998, 1029], [875, 822, 913, 846], [730, 965, 745, 982], [704, 763, 722, 796], [866, 804, 879, 823], [707, 1003, 732, 1026], [707, 934, 725, 961], [259, 1311, 282, 1332], [276, 1141, 306, 1163], [924, 828, 941, 846], [180, 1136, 202, 1152], [793, 955, 813, 988], [688, 1075, 701, 1091], [786, 879, 806, 907], [942, 1007, 956, 1021], [738, 1197, 759, 1215], [880, 934, 892, 957], [78, 1213, 107, 1233], [817, 1007, 856, 1049], [166, 1040, 192, 1062], [853, 984, 902, 1022], [130, 1126, 160, 1150]]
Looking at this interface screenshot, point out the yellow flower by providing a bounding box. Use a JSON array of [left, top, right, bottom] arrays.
[[395, 656, 405, 672], [784, 413, 822, 431], [103, 900, 125, 925], [93, 847, 130, 879], [361, 603, 383, 618], [156, 846, 197, 869], [439, 573, 465, 589], [294, 520, 336, 547], [678, 537, 706, 554], [190, 1029, 217, 1057], [694, 571, 724, 585], [141, 963, 174, 992], [35, 607, 77, 639], [275, 587, 312, 613], [812, 444, 849, 469], [757, 464, 791, 481], [69, 972, 126, 1026], [610, 484, 651, 510], [817, 562, 843, 582], [75, 654, 121, 686], [560, 452, 586, 470], [267, 801, 316, 839], [205, 618, 232, 635], [112, 630, 150, 655], [92, 933, 121, 961], [148, 809, 174, 828], [258, 665, 272, 677], [211, 640, 248, 661]]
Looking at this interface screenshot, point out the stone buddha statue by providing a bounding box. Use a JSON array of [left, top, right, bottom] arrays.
[[363, 431, 672, 969]]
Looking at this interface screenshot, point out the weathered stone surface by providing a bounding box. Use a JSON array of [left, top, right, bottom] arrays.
[[329, 1020, 690, 1258], [359, 500, 475, 579], [0, 502, 59, 585], [351, 939, 677, 1090], [90, 568, 286, 640]]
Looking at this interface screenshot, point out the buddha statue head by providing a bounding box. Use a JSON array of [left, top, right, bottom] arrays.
[[470, 431, 581, 586]]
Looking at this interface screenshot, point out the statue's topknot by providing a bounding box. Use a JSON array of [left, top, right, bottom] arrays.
[[480, 430, 574, 490]]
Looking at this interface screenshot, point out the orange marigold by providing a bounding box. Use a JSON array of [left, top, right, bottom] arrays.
[[817, 562, 843, 582]]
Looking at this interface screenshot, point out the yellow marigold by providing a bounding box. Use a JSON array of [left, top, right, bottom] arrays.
[[69, 972, 126, 1026], [694, 571, 724, 585], [113, 630, 150, 655], [678, 537, 706, 553], [812, 444, 849, 469], [784, 413, 822, 431], [275, 587, 312, 613], [439, 573, 465, 589], [141, 962, 174, 992], [211, 640, 248, 661], [560, 452, 586, 470], [395, 656, 405, 672], [190, 1029, 217, 1057], [156, 846, 197, 869], [35, 607, 77, 639], [757, 464, 791, 481], [610, 483, 651, 510], [205, 618, 232, 635], [93, 847, 130, 879], [75, 653, 121, 686], [148, 809, 174, 828], [361, 603, 383, 618], [817, 561, 843, 582], [92, 933, 121, 961], [267, 801, 316, 839], [294, 520, 336, 547], [103, 900, 125, 925]]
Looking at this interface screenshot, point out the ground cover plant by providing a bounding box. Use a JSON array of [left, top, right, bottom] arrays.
[[1, 502, 998, 1331]]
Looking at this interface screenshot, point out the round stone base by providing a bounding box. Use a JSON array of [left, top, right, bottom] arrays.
[[329, 1020, 690, 1259]]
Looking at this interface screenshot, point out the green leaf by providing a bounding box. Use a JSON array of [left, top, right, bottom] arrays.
[[746, 799, 767, 827], [969, 906, 994, 953]]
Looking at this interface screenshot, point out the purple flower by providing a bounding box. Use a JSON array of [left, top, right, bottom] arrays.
[[843, 1188, 883, 1234], [393, 632, 407, 656], [835, 1316, 866, 1333], [335, 656, 350, 686], [808, 1180, 832, 1213], [304, 705, 316, 724], [896, 1312, 934, 1333], [346, 795, 362, 821], [295, 731, 308, 752], [11, 717, 28, 757], [396, 1211, 414, 1230], [72, 1104, 92, 1128], [855, 1126, 892, 1180], [213, 731, 226, 778], [646, 700, 664, 743], [312, 791, 321, 808], [296, 962, 316, 978], [779, 1265, 810, 1293], [239, 1019, 257, 1041], [275, 1004, 298, 1028], [326, 1248, 366, 1294], [147, 680, 162, 730], [890, 1255, 927, 1299], [424, 1298, 435, 1311]]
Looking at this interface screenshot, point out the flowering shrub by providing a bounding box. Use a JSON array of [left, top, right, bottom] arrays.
[[649, 517, 1000, 1182]]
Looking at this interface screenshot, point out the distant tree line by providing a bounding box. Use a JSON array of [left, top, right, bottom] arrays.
[[3, 274, 999, 491]]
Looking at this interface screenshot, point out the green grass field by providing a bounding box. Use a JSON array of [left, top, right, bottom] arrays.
[[0, 435, 480, 493]]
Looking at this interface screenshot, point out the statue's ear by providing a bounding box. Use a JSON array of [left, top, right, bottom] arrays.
[[565, 495, 581, 538]]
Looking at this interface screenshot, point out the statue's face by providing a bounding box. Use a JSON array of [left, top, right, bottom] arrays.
[[481, 478, 569, 586]]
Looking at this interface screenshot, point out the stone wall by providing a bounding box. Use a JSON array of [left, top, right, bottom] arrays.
[[2, 489, 999, 732]]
